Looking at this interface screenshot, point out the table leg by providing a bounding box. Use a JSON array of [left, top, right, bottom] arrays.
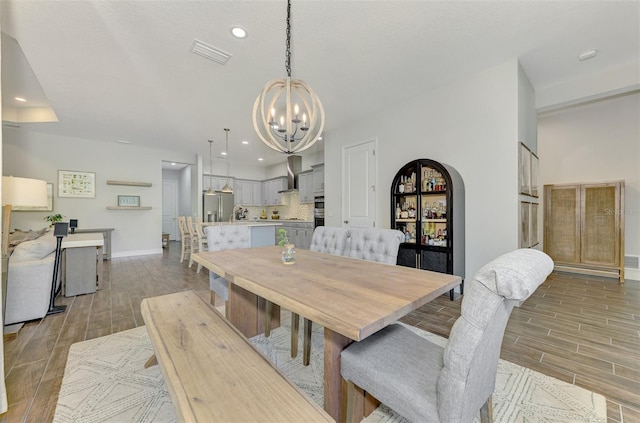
[[96, 246, 103, 290], [324, 328, 352, 422], [228, 283, 280, 338]]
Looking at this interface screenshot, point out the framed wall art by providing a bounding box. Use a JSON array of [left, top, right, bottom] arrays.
[[14, 182, 54, 211], [518, 142, 531, 196], [530, 202, 539, 247], [519, 201, 530, 248], [58, 170, 96, 198], [530, 152, 539, 198], [117, 195, 141, 207]]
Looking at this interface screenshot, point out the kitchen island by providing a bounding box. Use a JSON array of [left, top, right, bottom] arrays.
[[201, 221, 282, 247]]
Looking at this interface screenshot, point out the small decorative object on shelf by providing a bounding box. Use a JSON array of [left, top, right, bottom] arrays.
[[277, 228, 295, 265]]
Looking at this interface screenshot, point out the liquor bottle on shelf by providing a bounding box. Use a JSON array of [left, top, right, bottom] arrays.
[[406, 174, 414, 193], [399, 177, 405, 193], [396, 203, 401, 219]]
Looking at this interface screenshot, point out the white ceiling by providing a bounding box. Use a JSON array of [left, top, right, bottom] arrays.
[[1, 1, 638, 168]]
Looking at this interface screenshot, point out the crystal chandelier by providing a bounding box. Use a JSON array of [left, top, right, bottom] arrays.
[[205, 139, 216, 196], [221, 128, 233, 193], [252, 0, 324, 154]]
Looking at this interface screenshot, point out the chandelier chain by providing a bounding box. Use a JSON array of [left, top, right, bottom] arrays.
[[285, 0, 292, 77]]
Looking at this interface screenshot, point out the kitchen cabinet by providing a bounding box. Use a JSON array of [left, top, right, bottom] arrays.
[[233, 179, 257, 206], [251, 181, 263, 206], [298, 171, 314, 203], [391, 159, 465, 297], [203, 175, 227, 192], [277, 222, 314, 249], [544, 181, 624, 282], [312, 164, 324, 194], [262, 177, 287, 206]]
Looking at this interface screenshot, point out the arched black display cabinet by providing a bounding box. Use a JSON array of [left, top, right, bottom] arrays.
[[390, 159, 465, 298]]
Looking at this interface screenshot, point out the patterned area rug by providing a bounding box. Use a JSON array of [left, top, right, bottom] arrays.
[[54, 314, 606, 423]]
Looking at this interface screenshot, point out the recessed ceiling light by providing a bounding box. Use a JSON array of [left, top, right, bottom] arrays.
[[258, 158, 264, 161], [578, 49, 597, 61], [230, 26, 247, 39], [318, 136, 323, 141], [221, 151, 227, 156], [117, 139, 132, 144], [171, 162, 176, 166], [14, 97, 26, 102], [242, 140, 249, 145]]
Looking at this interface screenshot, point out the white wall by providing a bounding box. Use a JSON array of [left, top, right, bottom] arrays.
[[3, 128, 195, 257], [325, 59, 530, 279], [538, 92, 640, 280]]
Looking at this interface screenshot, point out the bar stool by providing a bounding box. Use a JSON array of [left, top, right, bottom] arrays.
[[177, 216, 192, 263]]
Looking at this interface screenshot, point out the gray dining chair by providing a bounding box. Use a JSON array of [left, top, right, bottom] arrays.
[[341, 248, 554, 423], [290, 226, 349, 365], [204, 225, 251, 313], [346, 228, 404, 264]]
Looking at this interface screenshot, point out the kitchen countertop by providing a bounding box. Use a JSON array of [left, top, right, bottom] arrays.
[[201, 219, 313, 226], [201, 221, 283, 227]]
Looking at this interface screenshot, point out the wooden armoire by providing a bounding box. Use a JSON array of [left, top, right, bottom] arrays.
[[543, 181, 625, 282]]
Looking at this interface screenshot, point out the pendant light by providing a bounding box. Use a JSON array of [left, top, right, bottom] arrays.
[[252, 0, 324, 154], [205, 139, 216, 196], [221, 128, 234, 193]]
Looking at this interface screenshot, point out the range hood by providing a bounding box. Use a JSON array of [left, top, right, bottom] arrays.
[[278, 155, 302, 193]]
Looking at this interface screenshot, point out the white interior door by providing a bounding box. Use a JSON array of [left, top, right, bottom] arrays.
[[162, 180, 178, 240], [343, 139, 377, 228]]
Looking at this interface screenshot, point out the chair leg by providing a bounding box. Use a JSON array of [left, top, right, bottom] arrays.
[[290, 312, 299, 358], [345, 380, 365, 423], [480, 394, 493, 423], [303, 318, 312, 366]]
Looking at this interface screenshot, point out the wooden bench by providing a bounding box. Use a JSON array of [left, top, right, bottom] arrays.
[[140, 290, 333, 422]]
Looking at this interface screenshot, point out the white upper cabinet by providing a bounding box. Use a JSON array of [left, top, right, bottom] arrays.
[[312, 164, 324, 194], [298, 171, 314, 203]]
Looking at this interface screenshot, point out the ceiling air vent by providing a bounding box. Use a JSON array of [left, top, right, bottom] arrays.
[[190, 39, 232, 65]]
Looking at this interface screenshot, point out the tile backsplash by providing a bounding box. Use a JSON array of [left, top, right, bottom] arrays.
[[243, 192, 314, 221]]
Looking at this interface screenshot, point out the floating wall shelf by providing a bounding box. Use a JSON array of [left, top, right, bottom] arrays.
[[107, 180, 152, 187], [107, 206, 152, 210]]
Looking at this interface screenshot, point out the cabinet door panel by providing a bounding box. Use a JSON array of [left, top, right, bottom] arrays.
[[421, 250, 448, 273], [396, 246, 416, 268], [544, 185, 581, 264], [581, 184, 619, 266]]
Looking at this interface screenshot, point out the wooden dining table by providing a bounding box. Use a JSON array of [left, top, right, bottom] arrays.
[[192, 245, 461, 422]]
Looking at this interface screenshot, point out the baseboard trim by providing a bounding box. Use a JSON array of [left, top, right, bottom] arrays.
[[112, 248, 163, 259], [624, 267, 640, 282]]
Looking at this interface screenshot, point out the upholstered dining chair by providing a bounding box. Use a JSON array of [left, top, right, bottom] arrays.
[[341, 249, 554, 423], [346, 228, 404, 265], [289, 226, 349, 365], [195, 221, 209, 273], [204, 225, 251, 313], [177, 216, 192, 263], [187, 217, 201, 269]]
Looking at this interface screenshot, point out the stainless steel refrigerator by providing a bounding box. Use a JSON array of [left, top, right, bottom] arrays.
[[203, 192, 234, 222]]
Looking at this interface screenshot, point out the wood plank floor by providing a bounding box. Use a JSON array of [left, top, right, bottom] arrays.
[[1, 243, 639, 423]]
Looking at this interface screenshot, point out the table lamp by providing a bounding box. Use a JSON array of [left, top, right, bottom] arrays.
[[2, 176, 48, 331]]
